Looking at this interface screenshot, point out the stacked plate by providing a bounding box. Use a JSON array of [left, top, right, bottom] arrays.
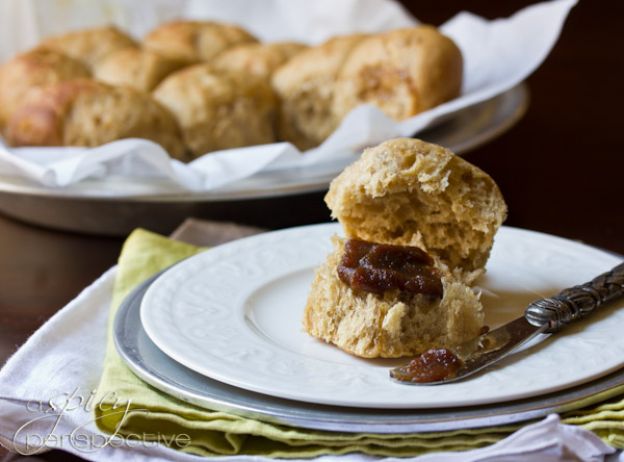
[[115, 222, 624, 433]]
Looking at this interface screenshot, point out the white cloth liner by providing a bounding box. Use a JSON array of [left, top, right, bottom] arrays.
[[0, 0, 576, 195], [0, 267, 615, 461]]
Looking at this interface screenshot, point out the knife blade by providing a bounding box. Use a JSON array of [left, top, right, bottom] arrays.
[[390, 261, 624, 385]]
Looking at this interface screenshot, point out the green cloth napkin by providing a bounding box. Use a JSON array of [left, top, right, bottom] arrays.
[[94, 229, 624, 458]]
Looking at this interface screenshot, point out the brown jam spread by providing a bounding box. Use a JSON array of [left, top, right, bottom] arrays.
[[403, 348, 463, 383], [337, 239, 443, 297]]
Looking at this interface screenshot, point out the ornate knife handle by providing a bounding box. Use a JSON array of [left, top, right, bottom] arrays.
[[525, 262, 624, 333]]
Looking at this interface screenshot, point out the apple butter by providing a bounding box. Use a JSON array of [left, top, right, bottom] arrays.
[[337, 239, 443, 297], [402, 348, 463, 383]]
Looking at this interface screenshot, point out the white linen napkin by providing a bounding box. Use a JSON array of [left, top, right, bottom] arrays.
[[0, 0, 576, 195], [0, 267, 616, 461]]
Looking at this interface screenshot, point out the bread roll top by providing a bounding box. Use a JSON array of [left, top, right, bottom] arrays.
[[6, 79, 187, 159], [325, 138, 507, 281], [94, 47, 186, 91], [333, 25, 463, 121], [144, 20, 257, 65], [213, 42, 308, 80], [40, 26, 137, 70], [0, 48, 90, 129]]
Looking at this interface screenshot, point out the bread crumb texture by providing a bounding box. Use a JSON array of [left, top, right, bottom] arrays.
[[304, 138, 507, 357], [303, 237, 484, 358], [325, 138, 507, 280]]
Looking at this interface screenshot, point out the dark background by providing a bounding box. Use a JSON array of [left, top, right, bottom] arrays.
[[1, 0, 623, 460]]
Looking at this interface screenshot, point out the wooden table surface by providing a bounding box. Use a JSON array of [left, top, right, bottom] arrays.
[[1, 0, 623, 460]]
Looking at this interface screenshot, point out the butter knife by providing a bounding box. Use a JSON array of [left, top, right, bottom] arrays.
[[390, 262, 624, 385]]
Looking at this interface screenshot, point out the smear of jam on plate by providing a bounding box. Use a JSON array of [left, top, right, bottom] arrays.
[[337, 239, 443, 297]]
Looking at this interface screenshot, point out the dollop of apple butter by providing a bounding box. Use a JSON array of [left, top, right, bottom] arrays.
[[402, 348, 463, 383], [337, 239, 443, 297]]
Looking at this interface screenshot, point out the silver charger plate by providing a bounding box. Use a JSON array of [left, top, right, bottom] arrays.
[[0, 84, 528, 236], [114, 267, 624, 434]]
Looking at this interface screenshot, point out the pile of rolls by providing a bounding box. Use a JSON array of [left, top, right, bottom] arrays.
[[0, 21, 462, 160]]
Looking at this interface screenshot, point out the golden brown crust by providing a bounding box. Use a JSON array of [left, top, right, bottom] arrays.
[[271, 34, 367, 150], [40, 26, 137, 70], [94, 47, 186, 91], [213, 42, 308, 81], [6, 79, 187, 160], [0, 48, 90, 130], [303, 237, 483, 358], [325, 138, 507, 279], [153, 64, 276, 157], [144, 20, 257, 65], [333, 26, 463, 121]]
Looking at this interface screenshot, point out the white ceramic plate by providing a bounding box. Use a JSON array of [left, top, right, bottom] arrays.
[[141, 223, 624, 409]]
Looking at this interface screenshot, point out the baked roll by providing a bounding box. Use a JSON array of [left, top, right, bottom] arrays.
[[40, 26, 137, 70], [326, 138, 507, 279], [213, 42, 308, 81], [303, 138, 507, 358], [0, 48, 90, 130], [6, 79, 187, 160], [333, 26, 463, 122], [271, 34, 367, 151], [304, 237, 484, 358], [153, 65, 276, 157], [144, 21, 257, 66], [94, 47, 186, 91]]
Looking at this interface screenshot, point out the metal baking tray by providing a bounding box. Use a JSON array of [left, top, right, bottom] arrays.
[[114, 268, 624, 434]]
